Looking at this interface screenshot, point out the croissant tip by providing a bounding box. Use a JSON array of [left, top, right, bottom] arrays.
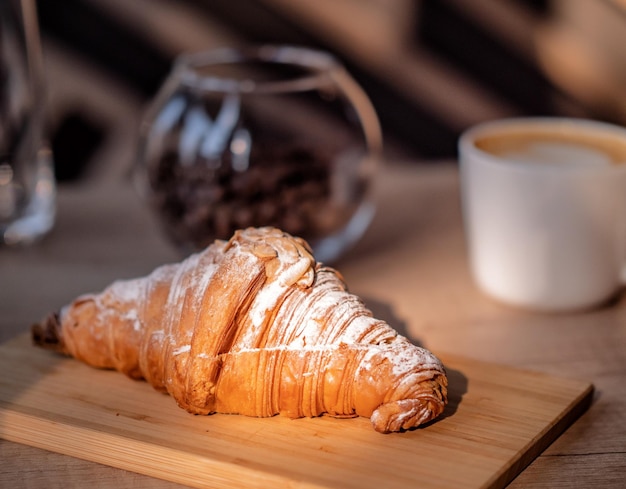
[[31, 312, 65, 353], [370, 384, 448, 433]]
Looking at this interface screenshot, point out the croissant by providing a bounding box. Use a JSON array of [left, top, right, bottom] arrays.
[[32, 227, 447, 433]]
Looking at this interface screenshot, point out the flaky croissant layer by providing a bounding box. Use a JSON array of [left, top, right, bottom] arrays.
[[32, 227, 447, 433]]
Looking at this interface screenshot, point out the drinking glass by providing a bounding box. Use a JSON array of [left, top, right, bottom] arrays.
[[136, 45, 381, 263], [0, 0, 55, 246]]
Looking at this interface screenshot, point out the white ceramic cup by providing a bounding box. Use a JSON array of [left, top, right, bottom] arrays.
[[459, 117, 626, 312]]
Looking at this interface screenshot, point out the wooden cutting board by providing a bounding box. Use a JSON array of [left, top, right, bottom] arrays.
[[0, 334, 592, 489]]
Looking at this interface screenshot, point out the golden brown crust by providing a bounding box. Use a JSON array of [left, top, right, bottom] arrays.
[[32, 227, 447, 432]]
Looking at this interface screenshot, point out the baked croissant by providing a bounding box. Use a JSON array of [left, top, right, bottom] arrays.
[[32, 227, 447, 433]]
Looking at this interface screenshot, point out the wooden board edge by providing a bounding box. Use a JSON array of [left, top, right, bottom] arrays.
[[487, 381, 595, 489]]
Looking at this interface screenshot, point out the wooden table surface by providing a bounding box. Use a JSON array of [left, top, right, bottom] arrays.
[[1, 163, 624, 488]]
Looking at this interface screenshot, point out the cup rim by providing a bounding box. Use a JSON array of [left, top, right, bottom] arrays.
[[173, 44, 342, 95], [459, 117, 626, 174]]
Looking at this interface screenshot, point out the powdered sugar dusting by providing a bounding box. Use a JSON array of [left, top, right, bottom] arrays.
[[107, 277, 144, 303], [249, 279, 285, 328], [231, 228, 316, 341], [233, 343, 341, 354], [162, 250, 220, 348], [358, 339, 444, 380], [173, 344, 191, 355], [123, 308, 141, 331]]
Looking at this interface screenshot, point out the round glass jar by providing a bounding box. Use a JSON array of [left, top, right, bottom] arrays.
[[136, 45, 382, 263]]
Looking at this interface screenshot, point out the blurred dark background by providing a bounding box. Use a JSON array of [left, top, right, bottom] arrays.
[[35, 0, 626, 182]]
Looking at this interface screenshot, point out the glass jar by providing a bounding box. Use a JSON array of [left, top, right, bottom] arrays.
[[0, 0, 55, 246], [136, 45, 381, 263]]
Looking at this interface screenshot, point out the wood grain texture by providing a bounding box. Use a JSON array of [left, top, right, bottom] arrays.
[[0, 334, 592, 489]]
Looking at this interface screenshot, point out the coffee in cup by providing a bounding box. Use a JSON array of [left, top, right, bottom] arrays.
[[475, 124, 626, 167]]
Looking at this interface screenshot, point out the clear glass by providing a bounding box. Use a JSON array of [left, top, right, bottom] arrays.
[[0, 0, 55, 246], [136, 45, 381, 263]]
